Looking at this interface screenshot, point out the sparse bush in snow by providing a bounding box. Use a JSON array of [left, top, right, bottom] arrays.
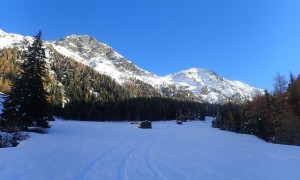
[[0, 131, 28, 148]]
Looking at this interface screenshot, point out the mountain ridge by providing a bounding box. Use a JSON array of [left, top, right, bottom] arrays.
[[0, 29, 263, 103]]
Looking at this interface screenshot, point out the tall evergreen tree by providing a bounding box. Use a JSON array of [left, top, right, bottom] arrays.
[[0, 31, 53, 132]]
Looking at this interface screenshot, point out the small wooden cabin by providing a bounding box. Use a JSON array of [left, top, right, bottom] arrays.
[[139, 120, 152, 129], [176, 120, 183, 125]]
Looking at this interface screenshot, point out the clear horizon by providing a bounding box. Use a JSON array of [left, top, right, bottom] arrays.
[[1, 0, 300, 90]]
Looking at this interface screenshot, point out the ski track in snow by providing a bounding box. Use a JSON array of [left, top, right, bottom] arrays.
[[160, 163, 187, 180], [76, 137, 128, 180], [145, 141, 168, 180], [117, 140, 144, 180], [79, 136, 166, 180]]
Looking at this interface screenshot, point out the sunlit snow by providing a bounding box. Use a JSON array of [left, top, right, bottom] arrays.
[[0, 117, 299, 180]]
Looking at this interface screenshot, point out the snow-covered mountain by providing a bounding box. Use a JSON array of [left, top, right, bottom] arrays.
[[0, 29, 33, 50], [165, 68, 262, 103], [48, 34, 164, 86], [0, 29, 263, 103]]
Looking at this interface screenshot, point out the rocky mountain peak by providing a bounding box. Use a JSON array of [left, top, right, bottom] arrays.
[[165, 67, 263, 103], [50, 34, 111, 59], [167, 68, 223, 85]]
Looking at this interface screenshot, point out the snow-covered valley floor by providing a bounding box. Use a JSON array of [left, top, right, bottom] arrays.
[[0, 118, 300, 180]]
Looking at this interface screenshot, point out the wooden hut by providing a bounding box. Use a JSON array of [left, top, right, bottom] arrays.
[[139, 120, 152, 129], [176, 120, 183, 125]]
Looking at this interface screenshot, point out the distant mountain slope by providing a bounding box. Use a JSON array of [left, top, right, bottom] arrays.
[[165, 68, 262, 103], [47, 34, 169, 87], [0, 29, 263, 103]]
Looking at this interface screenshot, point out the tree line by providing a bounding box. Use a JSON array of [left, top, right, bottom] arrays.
[[58, 97, 219, 121], [212, 72, 300, 145]]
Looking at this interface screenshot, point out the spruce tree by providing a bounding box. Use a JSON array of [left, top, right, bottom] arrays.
[[0, 31, 53, 132]]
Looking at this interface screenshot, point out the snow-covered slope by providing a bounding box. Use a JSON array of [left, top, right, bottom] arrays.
[[0, 118, 299, 180], [165, 68, 262, 103], [0, 29, 33, 50], [0, 29, 263, 103], [47, 35, 165, 86]]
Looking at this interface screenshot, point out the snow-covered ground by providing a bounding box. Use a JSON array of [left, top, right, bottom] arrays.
[[0, 117, 299, 180]]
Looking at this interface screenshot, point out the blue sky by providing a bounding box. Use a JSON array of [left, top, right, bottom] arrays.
[[1, 0, 300, 90]]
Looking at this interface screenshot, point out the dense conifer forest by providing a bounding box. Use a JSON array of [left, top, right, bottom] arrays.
[[60, 97, 215, 121]]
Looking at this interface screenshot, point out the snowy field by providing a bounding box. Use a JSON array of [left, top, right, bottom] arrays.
[[0, 117, 300, 180]]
